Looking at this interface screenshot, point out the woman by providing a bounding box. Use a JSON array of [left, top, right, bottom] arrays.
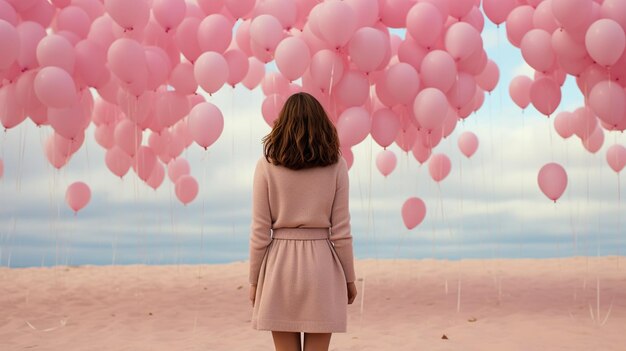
[[249, 92, 358, 351]]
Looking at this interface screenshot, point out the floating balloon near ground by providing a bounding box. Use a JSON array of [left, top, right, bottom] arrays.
[[66, 181, 91, 213], [401, 197, 426, 230]]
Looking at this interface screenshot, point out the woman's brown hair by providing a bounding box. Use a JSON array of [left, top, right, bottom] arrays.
[[262, 92, 340, 170]]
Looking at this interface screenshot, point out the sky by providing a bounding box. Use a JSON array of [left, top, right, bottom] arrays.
[[1, 20, 625, 268]]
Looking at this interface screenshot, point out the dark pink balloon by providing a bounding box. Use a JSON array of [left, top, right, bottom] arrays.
[[483, 0, 516, 25]]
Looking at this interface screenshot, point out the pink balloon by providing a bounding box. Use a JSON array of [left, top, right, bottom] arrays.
[[261, 94, 286, 127], [506, 5, 535, 48], [376, 149, 397, 177], [16, 21, 46, 70], [241, 57, 265, 90], [188, 102, 224, 149], [175, 174, 198, 205], [224, 0, 255, 19], [0, 1, 18, 25], [275, 37, 311, 81], [483, 0, 516, 25], [0, 84, 26, 129], [588, 80, 626, 129], [167, 157, 190, 183], [132, 146, 157, 181], [406, 2, 443, 48], [20, 0, 55, 27], [530, 77, 562, 116], [249, 14, 284, 52], [309, 49, 345, 93], [223, 49, 249, 87], [0, 19, 19, 69], [509, 76, 533, 109], [334, 70, 369, 108], [154, 91, 189, 128], [384, 63, 420, 105], [196, 0, 224, 14], [554, 111, 575, 139], [107, 38, 148, 85], [153, 0, 186, 32], [146, 162, 165, 190], [552, 0, 592, 30], [94, 123, 115, 149], [345, 0, 379, 27], [401, 197, 426, 230], [114, 119, 142, 157], [371, 108, 401, 148], [572, 106, 599, 140], [582, 125, 604, 154], [445, 22, 482, 61], [458, 131, 478, 158], [448, 0, 473, 19], [337, 107, 371, 147], [537, 163, 567, 202], [74, 39, 107, 88], [55, 6, 90, 38], [411, 139, 431, 164], [197, 14, 232, 54], [48, 101, 88, 140], [521, 29, 556, 73], [104, 0, 149, 31], [420, 50, 457, 92], [66, 181, 91, 212], [254, 0, 297, 29], [606, 144, 626, 173], [105, 146, 131, 178], [144, 46, 172, 91], [413, 88, 449, 132], [317, 0, 357, 49], [397, 36, 428, 71], [532, 0, 559, 33], [44, 135, 68, 169], [585, 19, 626, 67], [447, 73, 476, 110], [194, 51, 229, 94], [475, 59, 499, 92], [349, 27, 388, 73], [428, 153, 451, 182], [175, 17, 202, 63], [261, 72, 290, 95], [34, 66, 77, 108], [169, 62, 197, 94], [601, 0, 626, 31]]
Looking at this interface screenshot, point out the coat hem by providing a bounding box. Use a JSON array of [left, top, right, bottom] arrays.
[[252, 318, 347, 333]]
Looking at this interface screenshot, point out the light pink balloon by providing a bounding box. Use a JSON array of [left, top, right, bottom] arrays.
[[104, 0, 149, 31], [242, 57, 265, 90], [606, 144, 626, 173], [74, 39, 107, 88], [224, 0, 255, 19], [552, 28, 587, 61], [144, 46, 172, 91], [397, 36, 428, 71], [413, 88, 449, 132], [334, 70, 369, 108], [445, 22, 482, 61], [0, 84, 26, 129], [223, 49, 249, 87], [401, 197, 426, 229], [254, 0, 297, 29], [448, 0, 473, 19], [428, 153, 451, 182], [55, 5, 90, 38], [349, 27, 388, 73], [0, 19, 19, 69], [483, 0, 516, 25], [317, 0, 357, 49], [146, 162, 165, 190], [45, 135, 68, 169], [249, 14, 284, 52], [447, 73, 476, 110], [107, 38, 148, 85], [458, 131, 478, 158], [175, 17, 201, 63], [582, 125, 604, 154], [371, 108, 401, 148], [169, 62, 197, 94], [384, 63, 420, 105], [530, 77, 561, 116], [188, 102, 224, 149], [309, 49, 345, 93], [411, 139, 431, 164], [16, 21, 46, 70], [420, 50, 456, 92], [585, 19, 626, 67], [114, 119, 142, 157], [506, 5, 534, 48], [48, 102, 87, 140], [34, 66, 77, 108], [572, 106, 599, 140], [154, 91, 190, 128], [376, 149, 397, 177], [588, 80, 626, 129], [533, 0, 559, 33], [337, 107, 371, 147], [521, 29, 556, 73], [196, 0, 224, 14], [197, 14, 232, 54], [105, 146, 131, 178], [153, 0, 186, 32], [554, 111, 575, 139], [261, 72, 290, 95], [552, 0, 592, 30], [475, 59, 499, 92], [175, 174, 198, 205], [509, 76, 533, 109], [66, 181, 91, 212], [345, 0, 379, 27], [94, 123, 115, 148], [538, 163, 567, 202], [132, 146, 157, 181], [194, 51, 229, 94], [275, 37, 311, 81], [168, 157, 190, 183], [601, 0, 626, 31], [406, 2, 443, 48], [0, 1, 18, 25], [261, 94, 286, 127]]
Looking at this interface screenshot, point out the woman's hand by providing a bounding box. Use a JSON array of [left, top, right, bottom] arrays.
[[250, 284, 257, 307], [347, 282, 357, 304]]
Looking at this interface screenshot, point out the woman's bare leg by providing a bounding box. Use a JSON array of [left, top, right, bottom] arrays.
[[303, 333, 332, 351], [271, 331, 302, 351]]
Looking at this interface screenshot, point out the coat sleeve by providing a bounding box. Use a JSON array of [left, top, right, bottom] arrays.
[[329, 158, 356, 283], [249, 159, 273, 285]]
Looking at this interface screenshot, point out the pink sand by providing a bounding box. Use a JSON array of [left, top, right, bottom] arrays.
[[1, 256, 625, 350]]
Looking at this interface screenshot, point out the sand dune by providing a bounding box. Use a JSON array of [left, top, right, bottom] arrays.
[[1, 256, 625, 350]]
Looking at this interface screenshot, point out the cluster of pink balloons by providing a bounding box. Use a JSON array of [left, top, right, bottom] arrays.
[[497, 0, 626, 200]]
